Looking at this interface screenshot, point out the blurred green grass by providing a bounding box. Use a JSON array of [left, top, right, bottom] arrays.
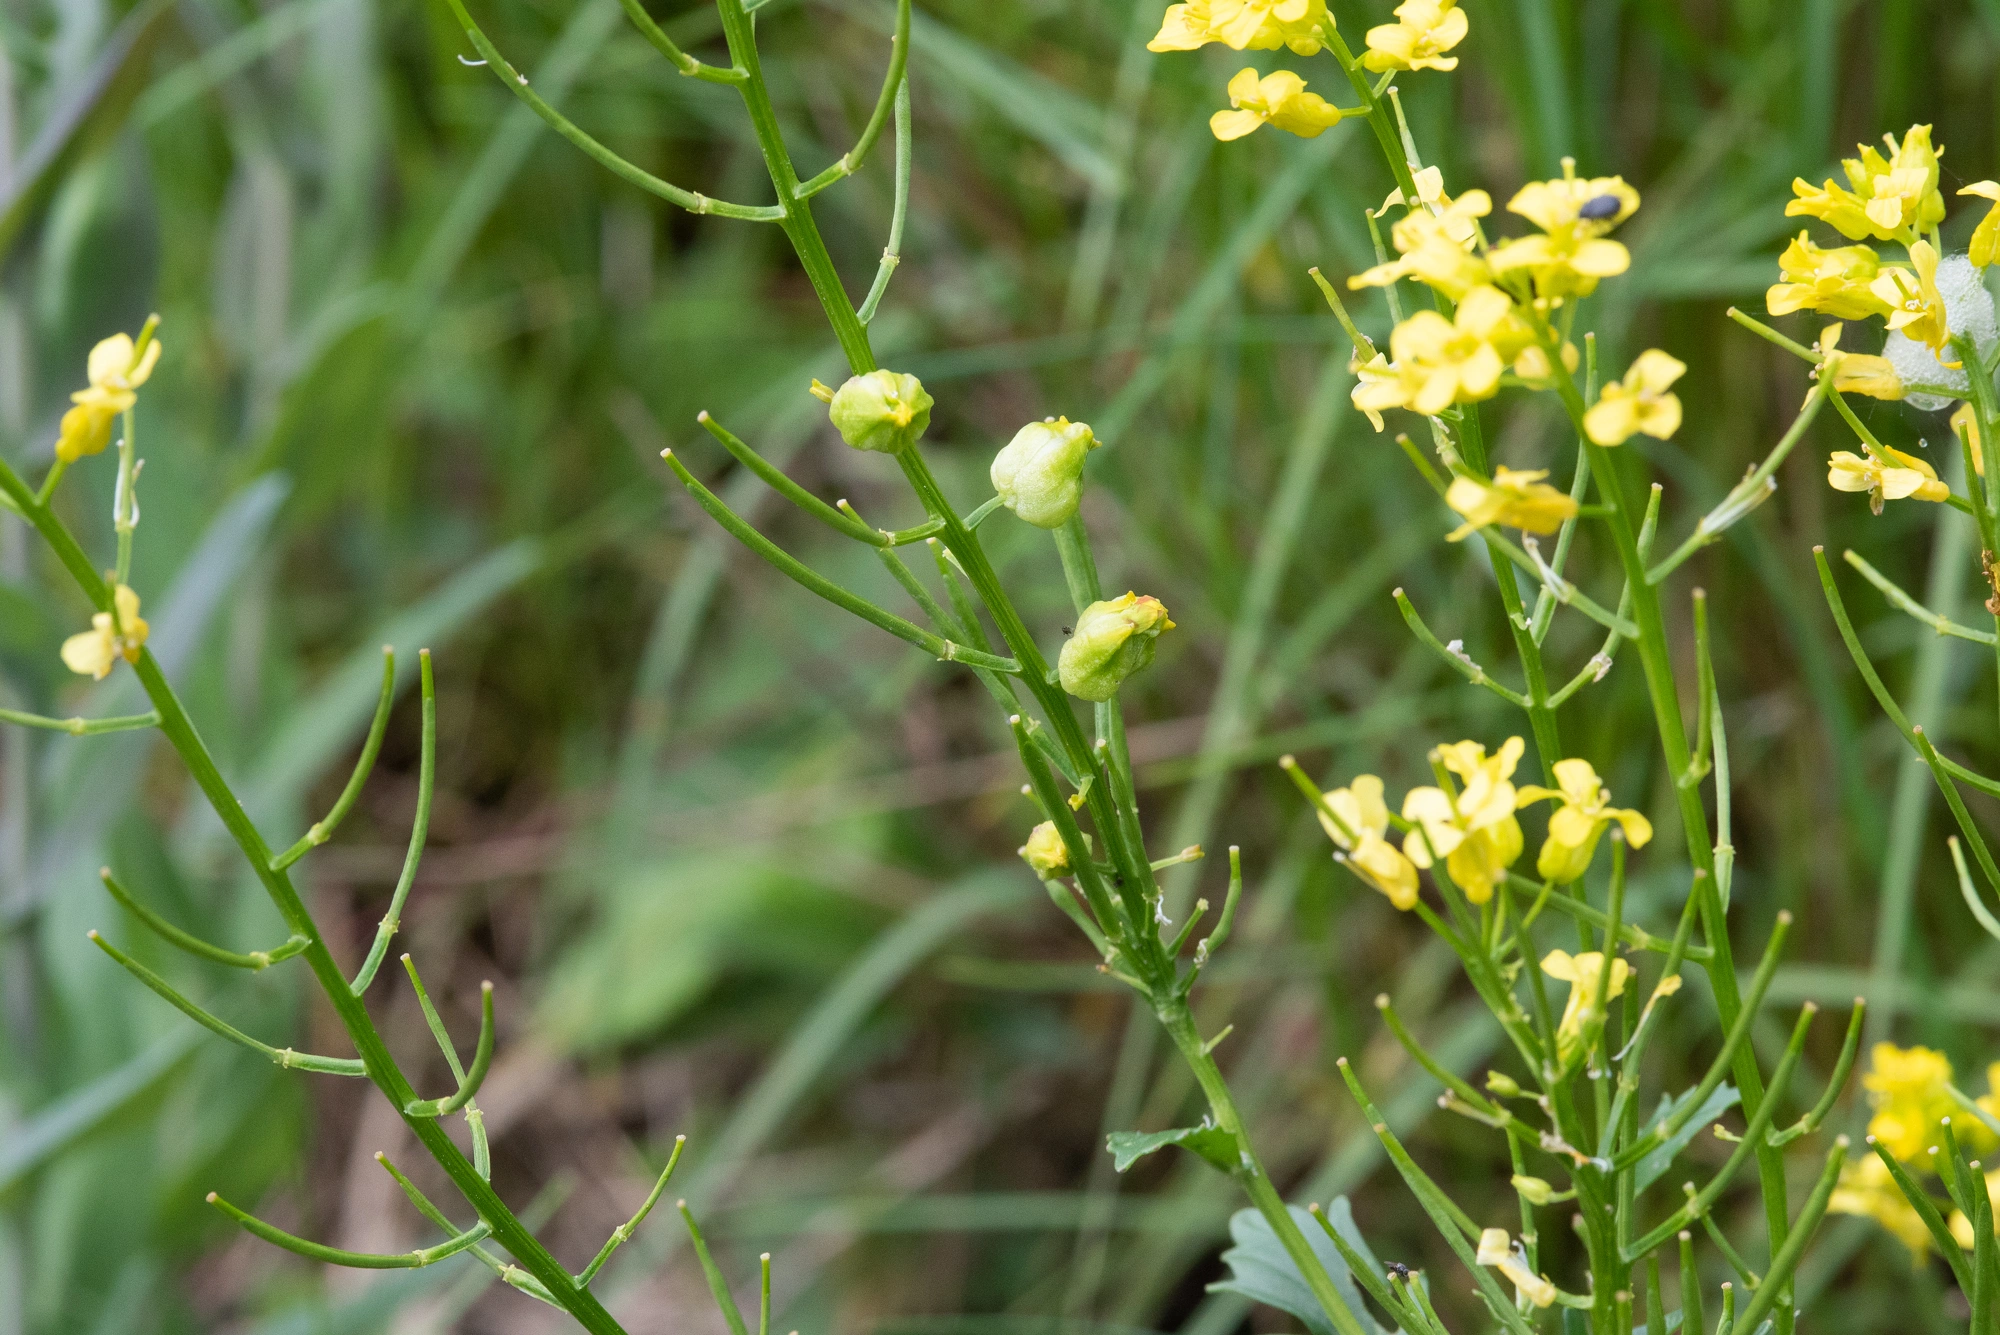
[[4, 0, 2000, 1330]]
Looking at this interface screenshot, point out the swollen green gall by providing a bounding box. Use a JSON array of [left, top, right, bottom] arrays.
[[809, 370, 932, 453], [1057, 593, 1175, 702], [990, 417, 1099, 528], [1020, 821, 1070, 877]]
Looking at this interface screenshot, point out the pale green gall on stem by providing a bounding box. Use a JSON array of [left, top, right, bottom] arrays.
[[1057, 592, 1174, 702], [810, 370, 933, 453], [990, 417, 1099, 528]]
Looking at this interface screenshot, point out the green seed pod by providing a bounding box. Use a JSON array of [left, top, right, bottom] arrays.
[[810, 370, 933, 453], [1020, 821, 1070, 877], [1057, 592, 1174, 702], [990, 417, 1099, 528]]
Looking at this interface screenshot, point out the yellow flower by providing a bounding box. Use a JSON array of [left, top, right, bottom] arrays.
[[1953, 402, 1985, 477], [1582, 350, 1684, 446], [1787, 125, 1945, 242], [1210, 68, 1344, 142], [1815, 324, 1903, 402], [1354, 286, 1531, 419], [1964, 182, 2000, 268], [1443, 466, 1578, 541], [1860, 1043, 1993, 1168], [1487, 175, 1639, 301], [1349, 351, 1398, 432], [1827, 447, 1949, 515], [1401, 736, 1525, 905], [1541, 949, 1629, 1066], [1514, 758, 1652, 883], [1150, 0, 1331, 55], [60, 584, 150, 680], [1021, 822, 1070, 878], [56, 331, 163, 464], [1830, 1153, 1933, 1258], [1870, 239, 1950, 352], [1379, 165, 1491, 245], [1312, 774, 1419, 910], [1765, 232, 1890, 320], [1348, 208, 1493, 300], [1361, 0, 1468, 72], [1475, 1228, 1556, 1308]]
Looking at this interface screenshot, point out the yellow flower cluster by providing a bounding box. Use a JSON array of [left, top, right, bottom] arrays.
[[1149, 0, 1330, 56], [1209, 69, 1343, 142], [1762, 124, 2000, 516], [1833, 1044, 2000, 1257], [1341, 166, 1634, 433], [1788, 125, 1946, 242], [1151, 0, 1469, 148], [1361, 0, 1467, 72], [57, 332, 161, 464], [1308, 744, 1647, 913]]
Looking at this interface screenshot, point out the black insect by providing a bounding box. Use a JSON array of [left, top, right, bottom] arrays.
[[1385, 1261, 1413, 1280], [1062, 625, 1073, 635], [1577, 193, 1622, 222]]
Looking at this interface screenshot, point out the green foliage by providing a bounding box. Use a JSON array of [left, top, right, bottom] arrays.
[[7, 0, 2000, 1332]]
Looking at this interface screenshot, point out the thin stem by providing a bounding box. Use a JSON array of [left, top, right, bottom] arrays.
[[207, 1192, 491, 1268], [680, 1200, 752, 1335], [795, 0, 911, 198], [1391, 587, 1531, 707], [578, 1136, 687, 1287], [0, 705, 158, 736], [856, 78, 911, 325], [1844, 547, 1997, 644], [352, 650, 436, 994], [86, 931, 364, 1075], [273, 647, 397, 870], [616, 0, 746, 82], [443, 0, 780, 220], [404, 981, 495, 1117], [662, 451, 1018, 671], [699, 413, 884, 545], [98, 868, 307, 971]]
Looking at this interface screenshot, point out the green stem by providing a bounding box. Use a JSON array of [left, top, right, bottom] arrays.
[[1535, 327, 1796, 1325], [1158, 996, 1369, 1335], [0, 456, 626, 1333]]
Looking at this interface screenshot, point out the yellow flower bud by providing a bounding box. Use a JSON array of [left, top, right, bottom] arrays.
[[1057, 593, 1175, 702], [811, 370, 933, 453], [991, 418, 1099, 528], [1510, 1174, 1557, 1206], [1020, 821, 1071, 877], [1484, 1070, 1522, 1098]]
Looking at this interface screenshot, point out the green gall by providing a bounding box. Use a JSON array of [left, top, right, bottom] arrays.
[[1057, 592, 1175, 703], [810, 370, 933, 453], [990, 417, 1099, 528], [1021, 821, 1070, 877]]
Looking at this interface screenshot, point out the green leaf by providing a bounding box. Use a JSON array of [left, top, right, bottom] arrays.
[[1105, 1123, 1238, 1174], [1205, 1203, 1383, 1335], [1634, 1082, 1741, 1193]]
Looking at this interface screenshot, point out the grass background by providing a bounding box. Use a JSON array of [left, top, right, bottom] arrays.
[[4, 0, 2000, 1330]]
